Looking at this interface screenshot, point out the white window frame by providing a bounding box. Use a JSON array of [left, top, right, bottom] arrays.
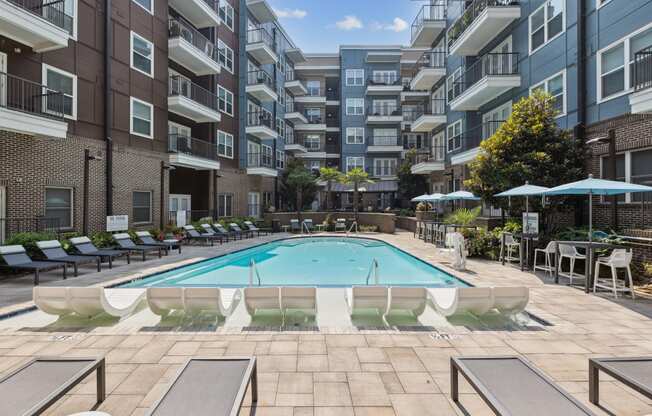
[[132, 190, 152, 224], [276, 150, 285, 169], [130, 31, 154, 78], [45, 187, 73, 230], [219, 1, 234, 31], [346, 69, 364, 86], [373, 158, 397, 177], [217, 130, 234, 159], [304, 134, 321, 150], [42, 63, 77, 120], [217, 40, 234, 73], [346, 127, 364, 144], [130, 97, 154, 139], [446, 67, 462, 104], [372, 70, 398, 84], [65, 0, 78, 40], [346, 156, 364, 172], [346, 98, 364, 116], [446, 120, 462, 153], [218, 193, 233, 217], [530, 69, 566, 117], [528, 0, 566, 55], [132, 0, 153, 14], [218, 86, 234, 116]]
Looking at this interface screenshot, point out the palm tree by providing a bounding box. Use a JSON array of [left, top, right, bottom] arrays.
[[341, 168, 373, 221], [287, 168, 317, 221], [318, 167, 342, 211]]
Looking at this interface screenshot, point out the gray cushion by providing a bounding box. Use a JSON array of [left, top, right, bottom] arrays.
[[0, 245, 26, 255], [36, 240, 62, 249], [70, 237, 92, 245], [113, 233, 131, 240]]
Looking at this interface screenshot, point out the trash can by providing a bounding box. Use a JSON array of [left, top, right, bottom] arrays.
[[271, 219, 281, 233]]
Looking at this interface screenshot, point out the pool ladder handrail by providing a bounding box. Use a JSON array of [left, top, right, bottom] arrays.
[[302, 221, 312, 234], [347, 221, 358, 235], [365, 258, 379, 285], [249, 258, 262, 286]]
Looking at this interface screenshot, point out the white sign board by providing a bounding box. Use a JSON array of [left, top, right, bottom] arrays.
[[106, 215, 129, 232], [176, 210, 187, 227], [523, 212, 539, 235]]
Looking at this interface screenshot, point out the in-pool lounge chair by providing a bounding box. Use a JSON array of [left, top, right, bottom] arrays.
[[136, 231, 181, 254], [70, 236, 130, 268], [386, 287, 428, 317], [212, 223, 238, 241], [36, 240, 102, 276], [281, 287, 317, 323], [346, 286, 388, 317], [244, 220, 270, 236], [146, 357, 257, 416], [244, 287, 281, 318], [147, 287, 185, 317], [0, 357, 106, 416], [431, 287, 494, 317], [34, 287, 146, 319], [146, 287, 240, 319], [0, 245, 67, 285], [182, 225, 217, 246], [451, 356, 597, 416], [230, 223, 253, 238], [114, 233, 163, 260], [492, 287, 529, 315], [589, 357, 652, 407]]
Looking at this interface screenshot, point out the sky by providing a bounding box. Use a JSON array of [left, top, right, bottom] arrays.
[[267, 0, 423, 53]]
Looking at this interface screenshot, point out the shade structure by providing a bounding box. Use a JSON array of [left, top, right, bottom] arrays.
[[411, 194, 433, 202], [441, 191, 481, 201], [495, 184, 550, 197]]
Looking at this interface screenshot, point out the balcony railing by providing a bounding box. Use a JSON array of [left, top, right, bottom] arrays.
[[169, 18, 219, 63], [168, 75, 219, 111], [285, 69, 296, 82], [411, 51, 447, 79], [370, 136, 401, 147], [367, 75, 401, 86], [168, 134, 219, 161], [634, 47, 652, 92], [447, 0, 519, 49], [415, 99, 446, 118], [8, 0, 74, 34], [304, 114, 324, 124], [451, 52, 519, 102], [367, 104, 402, 117], [247, 69, 276, 90], [415, 147, 446, 164], [447, 121, 505, 153], [0, 72, 66, 120], [411, 2, 447, 44], [247, 27, 277, 52], [247, 110, 275, 129], [248, 152, 274, 169], [326, 89, 339, 100]]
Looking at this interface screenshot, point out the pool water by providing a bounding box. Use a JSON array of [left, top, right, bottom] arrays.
[[121, 237, 469, 288]]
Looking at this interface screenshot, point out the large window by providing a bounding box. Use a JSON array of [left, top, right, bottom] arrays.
[[447, 120, 462, 152], [131, 32, 153, 77], [132, 0, 152, 14], [43, 64, 76, 119], [446, 67, 462, 103], [130, 97, 153, 138], [346, 127, 364, 144], [219, 1, 234, 30], [217, 130, 233, 158], [217, 40, 234, 73], [346, 98, 364, 116], [45, 188, 73, 229], [529, 0, 564, 54], [374, 159, 397, 177], [531, 70, 566, 116], [132, 191, 152, 224], [218, 86, 234, 116], [346, 157, 364, 172], [218, 194, 233, 217], [601, 149, 652, 203], [306, 80, 320, 96], [305, 135, 321, 150], [372, 70, 397, 84], [276, 150, 285, 169], [346, 69, 364, 86]]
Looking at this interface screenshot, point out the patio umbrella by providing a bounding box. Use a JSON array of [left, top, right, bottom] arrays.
[[411, 194, 434, 202], [428, 193, 446, 200], [495, 181, 550, 234], [440, 191, 481, 201]]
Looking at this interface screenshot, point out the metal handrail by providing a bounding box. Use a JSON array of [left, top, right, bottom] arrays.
[[302, 221, 312, 234], [247, 27, 277, 52], [169, 18, 218, 63], [634, 47, 652, 92], [168, 134, 219, 161], [0, 72, 66, 120], [367, 104, 402, 117], [247, 69, 276, 90], [411, 3, 447, 44], [411, 51, 447, 79], [365, 258, 379, 285], [367, 75, 401, 86], [8, 0, 74, 34], [451, 52, 519, 102], [249, 258, 262, 286], [447, 0, 519, 49], [246, 110, 274, 129], [168, 75, 219, 111], [347, 221, 359, 235]]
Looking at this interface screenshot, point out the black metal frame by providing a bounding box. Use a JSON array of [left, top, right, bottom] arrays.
[[589, 357, 652, 406]]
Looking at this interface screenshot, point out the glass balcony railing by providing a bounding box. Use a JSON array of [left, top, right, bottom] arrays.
[[634, 46, 652, 92], [168, 134, 218, 161], [168, 75, 219, 111], [8, 0, 74, 34], [0, 72, 66, 120], [450, 52, 519, 102], [411, 3, 447, 44], [447, 0, 520, 50], [169, 18, 219, 63]]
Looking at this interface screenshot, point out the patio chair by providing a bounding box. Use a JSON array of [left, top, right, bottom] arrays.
[[386, 287, 428, 317], [280, 287, 317, 323], [181, 225, 216, 246], [36, 240, 101, 276], [346, 286, 388, 317], [244, 220, 270, 236], [451, 356, 597, 416], [230, 223, 253, 238], [184, 287, 241, 318], [197, 224, 226, 244], [113, 233, 163, 261], [491, 287, 529, 315], [135, 231, 181, 254], [33, 286, 72, 316], [147, 287, 185, 317], [430, 287, 493, 317], [589, 357, 652, 407], [212, 223, 238, 241], [290, 219, 300, 232], [70, 236, 131, 268], [146, 357, 257, 416], [244, 287, 281, 318], [499, 233, 520, 263], [68, 286, 146, 318], [0, 245, 67, 285], [593, 249, 636, 299], [335, 218, 347, 233], [533, 241, 556, 277], [0, 357, 106, 416], [558, 243, 586, 285]]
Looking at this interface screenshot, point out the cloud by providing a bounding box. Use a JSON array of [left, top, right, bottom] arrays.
[[371, 17, 408, 32], [335, 15, 363, 30], [274, 8, 307, 19]]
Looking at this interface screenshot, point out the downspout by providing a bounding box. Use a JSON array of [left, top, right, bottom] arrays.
[[104, 0, 113, 216]]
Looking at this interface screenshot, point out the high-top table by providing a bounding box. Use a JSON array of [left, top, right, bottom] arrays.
[[553, 241, 624, 293]]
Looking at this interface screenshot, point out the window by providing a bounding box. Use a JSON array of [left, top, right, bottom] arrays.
[[218, 86, 234, 116], [373, 129, 397, 146], [372, 99, 396, 116], [45, 188, 73, 229], [130, 32, 153, 77], [346, 127, 364, 144], [346, 157, 364, 172], [262, 145, 273, 166], [306, 80, 320, 96], [64, 0, 77, 39], [446, 67, 462, 103], [372, 70, 397, 84], [305, 135, 321, 150], [346, 69, 364, 86], [447, 120, 462, 152], [346, 98, 364, 116], [130, 97, 153, 138], [132, 0, 152, 14], [219, 1, 234, 30], [217, 40, 234, 73], [276, 150, 285, 169], [531, 70, 566, 116], [132, 191, 152, 224], [276, 118, 286, 137], [600, 149, 652, 203], [43, 64, 77, 119], [218, 194, 233, 217], [374, 159, 397, 177], [248, 192, 261, 218], [286, 126, 294, 144], [217, 130, 233, 158], [306, 108, 321, 123], [529, 0, 565, 54]]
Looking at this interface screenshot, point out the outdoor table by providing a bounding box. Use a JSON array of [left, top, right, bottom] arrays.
[[282, 225, 290, 233], [553, 241, 624, 293], [514, 233, 539, 271], [315, 224, 325, 232]]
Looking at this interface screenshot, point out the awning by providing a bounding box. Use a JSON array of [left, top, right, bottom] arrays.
[[330, 181, 398, 193]]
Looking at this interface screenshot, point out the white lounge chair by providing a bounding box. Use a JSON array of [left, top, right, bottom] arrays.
[[184, 287, 241, 318], [346, 286, 388, 316], [33, 287, 71, 316], [431, 287, 493, 317], [67, 287, 145, 318], [335, 218, 347, 232], [244, 287, 281, 317], [146, 287, 185, 317], [281, 287, 317, 319], [491, 287, 529, 315], [387, 287, 428, 317]]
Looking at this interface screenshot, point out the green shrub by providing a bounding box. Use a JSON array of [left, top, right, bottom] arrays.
[[359, 224, 379, 232], [59, 231, 81, 253], [90, 231, 115, 248], [444, 206, 481, 226], [399, 208, 415, 217], [323, 214, 335, 232], [4, 232, 56, 258]]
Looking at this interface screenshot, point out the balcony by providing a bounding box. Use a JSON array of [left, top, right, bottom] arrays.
[[411, 3, 447, 47], [0, 72, 68, 138], [367, 136, 403, 153], [284, 102, 308, 124], [366, 75, 403, 95], [409, 51, 446, 91], [295, 88, 326, 105], [448, 0, 521, 56], [168, 134, 221, 170], [411, 151, 446, 174], [0, 0, 72, 52], [168, 19, 221, 75], [630, 47, 652, 114], [448, 121, 504, 165], [168, 0, 220, 28], [284, 71, 307, 96], [411, 100, 447, 132], [246, 28, 278, 65], [295, 116, 326, 132], [168, 75, 221, 123], [449, 52, 520, 111], [366, 104, 402, 124], [246, 69, 277, 102], [284, 137, 307, 154], [246, 111, 277, 139], [246, 0, 276, 24], [247, 152, 277, 177], [367, 165, 398, 179]]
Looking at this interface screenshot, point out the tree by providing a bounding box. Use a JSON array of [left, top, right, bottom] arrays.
[[397, 149, 428, 207], [286, 167, 318, 221], [280, 159, 318, 214], [318, 167, 342, 211], [465, 90, 586, 231], [341, 168, 373, 221]]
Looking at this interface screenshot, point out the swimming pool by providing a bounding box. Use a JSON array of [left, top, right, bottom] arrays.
[[121, 237, 469, 288]]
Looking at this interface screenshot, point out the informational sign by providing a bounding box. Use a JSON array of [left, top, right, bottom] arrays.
[[523, 212, 539, 235], [106, 215, 129, 232], [176, 210, 187, 227]]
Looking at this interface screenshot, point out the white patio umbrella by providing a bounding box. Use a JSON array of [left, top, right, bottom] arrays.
[[411, 194, 433, 202], [440, 191, 481, 201], [495, 181, 550, 234]]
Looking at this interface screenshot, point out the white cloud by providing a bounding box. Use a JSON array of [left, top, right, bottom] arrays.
[[335, 15, 363, 31], [274, 8, 307, 19], [371, 17, 408, 32]]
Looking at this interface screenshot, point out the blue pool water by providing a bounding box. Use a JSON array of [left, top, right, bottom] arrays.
[[121, 237, 469, 288]]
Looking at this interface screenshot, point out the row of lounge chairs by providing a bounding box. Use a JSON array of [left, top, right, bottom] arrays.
[[183, 221, 270, 245], [287, 218, 349, 232]]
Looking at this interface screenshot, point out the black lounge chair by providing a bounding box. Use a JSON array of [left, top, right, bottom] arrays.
[[213, 223, 239, 241], [244, 221, 270, 236], [0, 245, 67, 285], [136, 231, 181, 254], [36, 240, 101, 276], [451, 356, 596, 416], [0, 357, 105, 416], [589, 357, 652, 407], [70, 236, 131, 268], [230, 223, 253, 238], [113, 233, 163, 261], [147, 357, 256, 416], [198, 224, 228, 244], [182, 225, 218, 246]]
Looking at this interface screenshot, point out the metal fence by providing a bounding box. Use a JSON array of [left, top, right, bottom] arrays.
[[447, 0, 518, 49], [411, 2, 447, 44], [169, 18, 218, 63], [451, 52, 519, 102], [8, 0, 74, 34], [0, 72, 66, 120], [0, 217, 62, 244], [634, 46, 652, 92], [169, 75, 220, 111]]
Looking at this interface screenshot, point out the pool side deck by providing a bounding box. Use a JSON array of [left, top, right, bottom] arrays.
[[0, 231, 651, 415]]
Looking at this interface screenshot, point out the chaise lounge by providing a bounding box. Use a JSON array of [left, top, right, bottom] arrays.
[[34, 286, 146, 319], [589, 357, 652, 407], [114, 233, 164, 260], [0, 245, 67, 285], [36, 240, 102, 276], [70, 236, 131, 268], [136, 231, 181, 254]]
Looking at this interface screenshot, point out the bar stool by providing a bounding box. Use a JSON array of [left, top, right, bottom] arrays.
[[593, 249, 636, 299], [557, 244, 586, 285], [500, 233, 520, 263], [533, 241, 557, 277]]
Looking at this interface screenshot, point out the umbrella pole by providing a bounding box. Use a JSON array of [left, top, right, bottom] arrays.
[[525, 195, 530, 270], [587, 191, 593, 294]]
